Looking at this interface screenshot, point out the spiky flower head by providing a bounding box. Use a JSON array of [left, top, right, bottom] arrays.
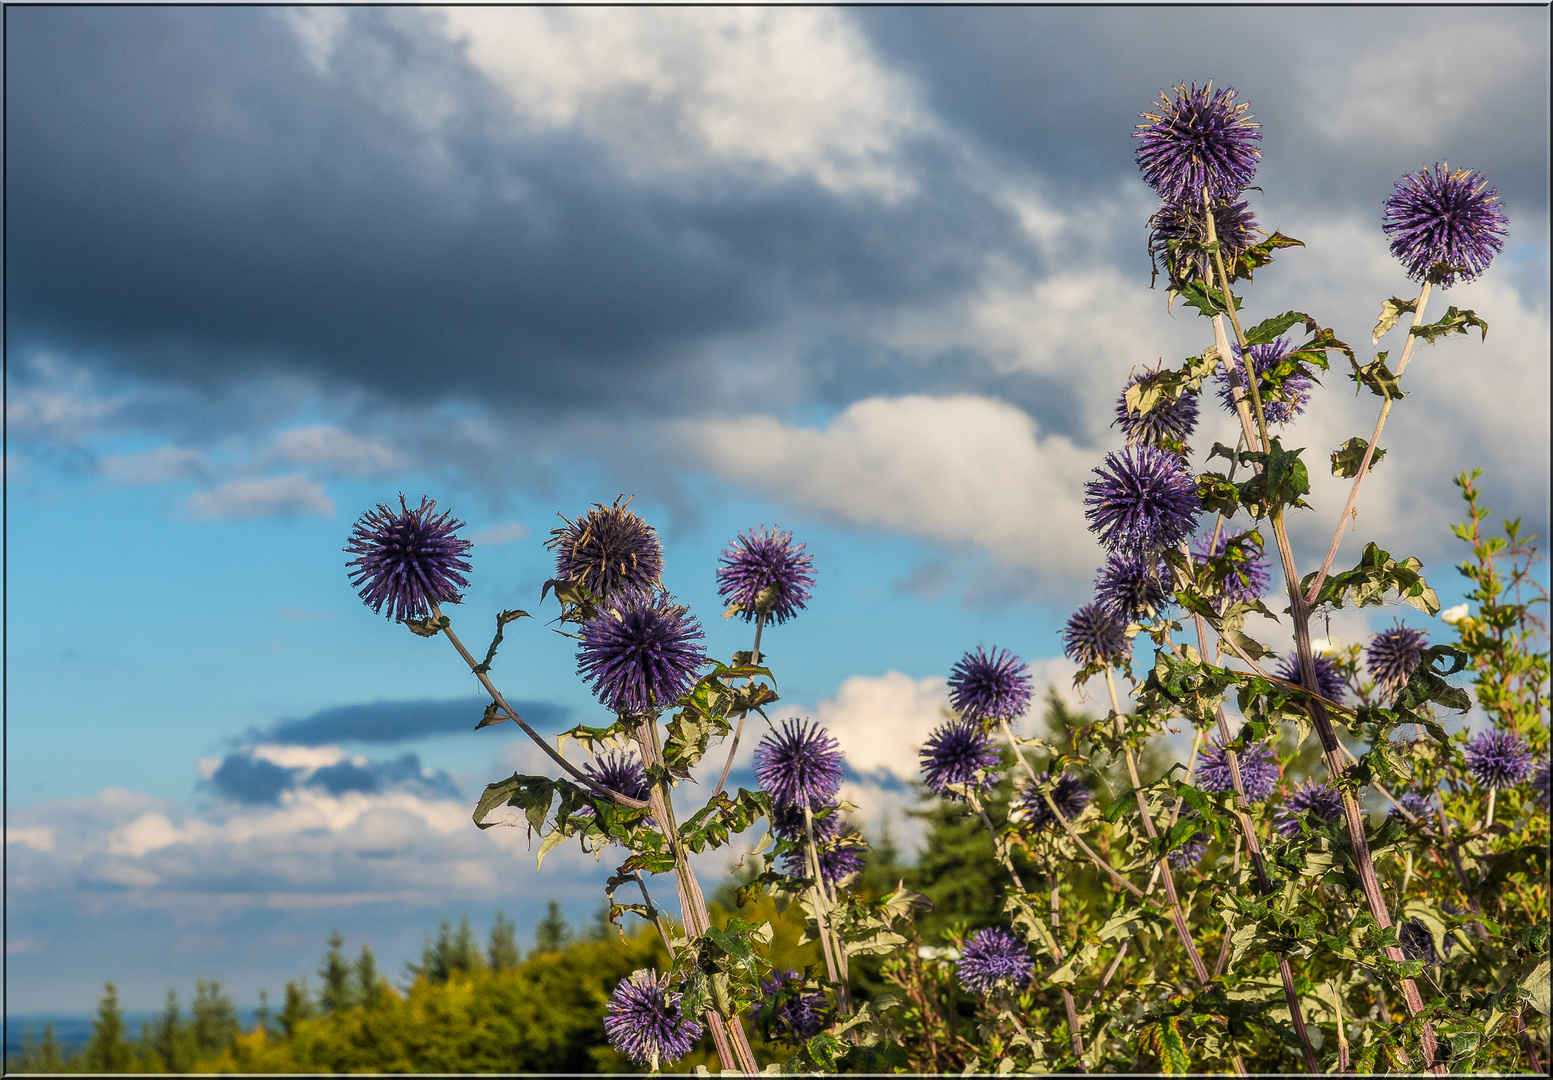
[[1169, 830, 1210, 869], [1135, 82, 1261, 204], [1275, 650, 1347, 704], [1216, 338, 1315, 426], [755, 719, 845, 809], [346, 495, 473, 623], [1197, 739, 1279, 802], [1383, 164, 1509, 287], [1148, 197, 1260, 289], [920, 719, 1002, 801], [1193, 530, 1271, 609], [758, 970, 831, 1044], [1114, 371, 1200, 451], [956, 928, 1035, 996], [768, 798, 844, 845], [585, 750, 650, 803], [603, 968, 703, 1068], [779, 829, 868, 886], [547, 498, 663, 602], [577, 591, 706, 716], [716, 526, 816, 625], [1367, 623, 1429, 698], [1464, 730, 1533, 790], [1390, 791, 1436, 829], [1095, 552, 1170, 623], [1019, 772, 1091, 831], [1274, 781, 1344, 837], [1061, 602, 1129, 669], [948, 646, 1034, 726], [1534, 760, 1551, 811], [1084, 445, 1201, 556]]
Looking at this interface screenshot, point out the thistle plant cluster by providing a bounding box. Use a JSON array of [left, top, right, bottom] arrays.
[[339, 79, 1545, 1074]]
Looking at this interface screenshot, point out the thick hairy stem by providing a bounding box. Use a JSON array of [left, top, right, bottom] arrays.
[[432, 604, 648, 809], [1102, 667, 1211, 986], [1305, 280, 1434, 604], [802, 802, 852, 1017], [712, 614, 766, 799]]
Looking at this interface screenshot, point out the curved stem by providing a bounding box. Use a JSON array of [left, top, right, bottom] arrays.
[[1305, 281, 1434, 604], [712, 613, 766, 799], [432, 604, 648, 809]]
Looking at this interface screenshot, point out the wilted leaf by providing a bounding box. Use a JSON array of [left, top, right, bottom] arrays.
[[1372, 295, 1419, 344]]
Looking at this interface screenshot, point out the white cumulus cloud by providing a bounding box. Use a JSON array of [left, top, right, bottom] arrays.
[[185, 474, 335, 519]]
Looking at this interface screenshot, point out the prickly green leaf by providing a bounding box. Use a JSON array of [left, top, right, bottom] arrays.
[[1330, 436, 1385, 478], [1372, 295, 1420, 344], [1348, 353, 1405, 401], [1411, 305, 1488, 345], [1174, 280, 1242, 318]]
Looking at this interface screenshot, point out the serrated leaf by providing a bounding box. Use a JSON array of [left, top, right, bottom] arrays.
[[1372, 295, 1419, 344], [1348, 353, 1405, 401], [1174, 280, 1243, 318], [1411, 306, 1488, 345], [1330, 436, 1385, 478], [1243, 310, 1313, 346]]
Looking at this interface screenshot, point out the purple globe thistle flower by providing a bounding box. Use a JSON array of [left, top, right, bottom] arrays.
[[1148, 197, 1260, 288], [1463, 730, 1533, 790], [754, 719, 845, 809], [1215, 338, 1315, 426], [956, 927, 1035, 996], [716, 526, 816, 625], [1275, 650, 1347, 704], [1390, 791, 1436, 829], [1367, 623, 1429, 698], [1193, 530, 1271, 609], [779, 829, 867, 886], [1135, 82, 1261, 204], [346, 495, 473, 623], [547, 499, 663, 601], [920, 719, 1002, 801], [1084, 445, 1201, 556], [769, 798, 844, 845], [1398, 920, 1441, 966], [1168, 829, 1210, 869], [1274, 781, 1344, 837], [603, 968, 703, 1068], [584, 750, 650, 803], [1114, 371, 1201, 451], [1061, 603, 1130, 669], [1019, 772, 1091, 831], [576, 591, 707, 716], [758, 970, 831, 1044], [1534, 760, 1551, 811], [1383, 164, 1509, 288], [948, 646, 1034, 725], [1094, 552, 1170, 623], [1196, 739, 1279, 803]]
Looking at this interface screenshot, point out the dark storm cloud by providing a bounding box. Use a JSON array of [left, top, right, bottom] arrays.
[[5, 6, 1017, 418], [855, 6, 1549, 215], [205, 747, 460, 805], [208, 753, 294, 806], [255, 696, 570, 745]]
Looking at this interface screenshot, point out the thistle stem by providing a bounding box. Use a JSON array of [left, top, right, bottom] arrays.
[[1304, 281, 1434, 605], [712, 614, 766, 799], [802, 801, 852, 1018]]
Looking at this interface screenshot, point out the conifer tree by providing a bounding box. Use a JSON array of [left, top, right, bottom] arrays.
[[151, 988, 195, 1071], [279, 979, 316, 1037], [83, 981, 132, 1072], [532, 899, 572, 954], [355, 944, 384, 1009], [318, 929, 356, 1013], [191, 978, 240, 1059], [488, 910, 521, 972]]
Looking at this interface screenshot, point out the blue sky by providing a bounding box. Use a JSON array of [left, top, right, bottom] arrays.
[[6, 5, 1549, 1013]]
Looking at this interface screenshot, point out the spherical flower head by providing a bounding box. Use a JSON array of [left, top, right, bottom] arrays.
[[346, 495, 472, 623], [1196, 739, 1279, 803], [1193, 530, 1271, 609], [1216, 338, 1314, 426], [754, 719, 845, 809], [1148, 197, 1260, 289], [1367, 623, 1429, 698], [1095, 553, 1170, 623], [716, 526, 816, 625], [948, 646, 1034, 726], [1135, 82, 1261, 203], [547, 499, 663, 602], [603, 968, 703, 1068], [956, 928, 1034, 996], [1274, 781, 1344, 837], [1534, 760, 1551, 811], [1019, 772, 1091, 831], [1383, 164, 1508, 287], [1464, 730, 1533, 790], [1390, 791, 1436, 829], [1084, 445, 1201, 556], [779, 831, 867, 886], [584, 750, 650, 803], [769, 798, 844, 845], [920, 719, 1002, 801], [1061, 603, 1129, 669], [1114, 371, 1201, 451], [1168, 831, 1210, 869], [1275, 650, 1346, 704], [577, 591, 706, 716], [758, 970, 831, 1044]]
